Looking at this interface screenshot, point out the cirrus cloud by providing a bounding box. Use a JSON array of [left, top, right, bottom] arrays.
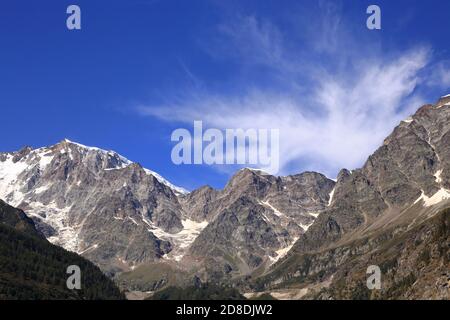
[[138, 5, 440, 178]]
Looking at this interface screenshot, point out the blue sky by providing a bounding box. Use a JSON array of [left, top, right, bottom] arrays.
[[1, 0, 450, 191]]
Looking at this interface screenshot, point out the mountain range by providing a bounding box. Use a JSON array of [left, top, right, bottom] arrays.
[[0, 95, 449, 299]]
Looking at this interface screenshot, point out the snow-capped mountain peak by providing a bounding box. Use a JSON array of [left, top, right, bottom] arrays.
[[59, 139, 188, 194], [0, 140, 189, 260], [436, 94, 450, 108]]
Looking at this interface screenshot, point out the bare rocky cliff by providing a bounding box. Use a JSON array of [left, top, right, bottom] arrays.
[[1, 95, 449, 299], [248, 95, 450, 299]]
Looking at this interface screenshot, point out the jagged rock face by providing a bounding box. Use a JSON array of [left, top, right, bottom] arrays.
[[269, 97, 450, 293], [243, 96, 450, 300], [182, 169, 334, 224], [179, 186, 219, 222], [188, 196, 288, 273], [253, 209, 449, 300], [181, 169, 335, 280], [0, 141, 334, 278], [0, 140, 336, 278], [2, 96, 449, 295], [265, 172, 335, 217], [0, 140, 186, 272]]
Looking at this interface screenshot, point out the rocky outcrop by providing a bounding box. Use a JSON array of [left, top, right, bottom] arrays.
[[289, 98, 450, 256], [182, 169, 335, 281], [0, 141, 334, 278], [2, 95, 449, 299], [253, 208, 449, 300], [0, 140, 184, 272], [250, 95, 450, 299]]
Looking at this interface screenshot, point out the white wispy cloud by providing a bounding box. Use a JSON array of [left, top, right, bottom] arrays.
[[426, 60, 450, 89], [138, 5, 438, 178]]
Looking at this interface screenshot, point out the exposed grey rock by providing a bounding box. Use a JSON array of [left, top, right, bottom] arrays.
[[178, 185, 219, 222], [0, 137, 335, 278], [2, 94, 449, 297], [0, 139, 185, 273], [181, 169, 335, 281], [255, 97, 450, 300]]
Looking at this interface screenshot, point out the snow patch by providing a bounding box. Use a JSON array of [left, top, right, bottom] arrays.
[[37, 152, 54, 170], [260, 201, 284, 217], [25, 201, 78, 252], [261, 212, 271, 223], [402, 118, 413, 124], [308, 212, 320, 218], [259, 199, 316, 230], [78, 244, 99, 255], [34, 185, 49, 195], [244, 167, 272, 176], [299, 221, 314, 232], [176, 219, 209, 250], [64, 139, 133, 168], [2, 139, 188, 197], [142, 214, 208, 261], [414, 188, 450, 207], [434, 170, 443, 184], [269, 237, 298, 264], [0, 155, 29, 206], [143, 168, 189, 195], [328, 188, 335, 206], [63, 139, 188, 194], [128, 217, 140, 226]]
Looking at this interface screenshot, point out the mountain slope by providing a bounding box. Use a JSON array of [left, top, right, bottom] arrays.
[[0, 199, 124, 300], [0, 141, 334, 280], [0, 140, 188, 272], [246, 95, 450, 299], [117, 169, 335, 290], [290, 95, 450, 255], [1, 95, 449, 299], [311, 208, 449, 300], [149, 169, 335, 283], [249, 207, 449, 300]]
